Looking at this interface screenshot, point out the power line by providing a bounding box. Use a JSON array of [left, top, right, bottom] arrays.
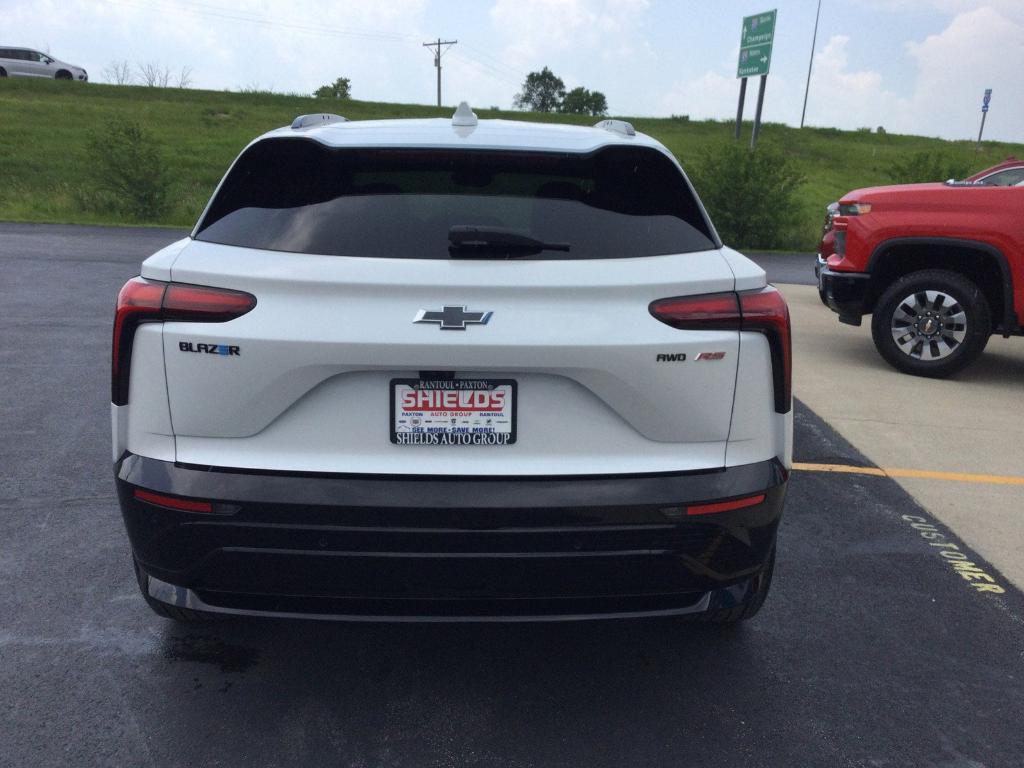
[[422, 37, 457, 107], [448, 49, 523, 88], [459, 41, 525, 81]]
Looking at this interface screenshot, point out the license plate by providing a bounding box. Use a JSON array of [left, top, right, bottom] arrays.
[[390, 378, 517, 446]]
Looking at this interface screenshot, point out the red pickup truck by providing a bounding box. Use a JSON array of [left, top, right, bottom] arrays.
[[816, 179, 1023, 377]]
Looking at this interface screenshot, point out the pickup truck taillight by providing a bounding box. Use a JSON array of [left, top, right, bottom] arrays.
[[650, 287, 792, 414], [112, 277, 256, 406]]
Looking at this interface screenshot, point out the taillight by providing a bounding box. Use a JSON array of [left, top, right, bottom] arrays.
[[112, 277, 256, 405], [650, 286, 792, 414], [647, 292, 741, 331]]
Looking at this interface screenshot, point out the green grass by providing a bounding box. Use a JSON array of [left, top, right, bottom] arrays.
[[2, 78, 1021, 249]]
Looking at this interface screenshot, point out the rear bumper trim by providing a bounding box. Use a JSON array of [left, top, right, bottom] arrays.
[[117, 454, 787, 509], [146, 574, 713, 623], [120, 454, 786, 620]]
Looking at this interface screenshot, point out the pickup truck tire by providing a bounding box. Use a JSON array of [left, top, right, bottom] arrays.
[[871, 269, 991, 378]]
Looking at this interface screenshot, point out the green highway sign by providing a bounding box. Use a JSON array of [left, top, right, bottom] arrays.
[[737, 9, 777, 78]]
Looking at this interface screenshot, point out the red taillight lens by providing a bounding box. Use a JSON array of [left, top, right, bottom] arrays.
[[163, 283, 258, 321], [134, 488, 214, 513], [650, 286, 792, 414], [112, 278, 166, 407], [649, 292, 741, 331], [687, 493, 766, 516], [112, 277, 256, 405], [738, 287, 792, 414]]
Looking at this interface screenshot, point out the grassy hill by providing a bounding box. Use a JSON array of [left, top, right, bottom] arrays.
[[1, 78, 1021, 250]]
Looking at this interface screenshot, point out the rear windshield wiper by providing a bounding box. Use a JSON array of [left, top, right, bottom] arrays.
[[448, 225, 570, 257]]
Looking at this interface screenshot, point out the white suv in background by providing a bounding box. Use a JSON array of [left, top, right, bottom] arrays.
[[0, 47, 87, 80], [113, 105, 792, 625]]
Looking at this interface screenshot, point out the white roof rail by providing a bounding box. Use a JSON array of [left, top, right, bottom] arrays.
[[291, 113, 348, 130], [594, 119, 635, 137], [452, 101, 478, 128]]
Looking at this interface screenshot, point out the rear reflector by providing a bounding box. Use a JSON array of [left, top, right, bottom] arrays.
[[112, 277, 256, 406], [650, 287, 792, 414], [687, 494, 766, 516], [134, 489, 214, 513]]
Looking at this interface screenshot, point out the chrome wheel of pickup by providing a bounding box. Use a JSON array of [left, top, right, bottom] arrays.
[[890, 290, 967, 361], [871, 269, 991, 379]]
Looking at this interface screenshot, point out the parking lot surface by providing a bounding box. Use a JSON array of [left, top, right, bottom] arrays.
[[2, 224, 1023, 767], [780, 282, 1024, 590]]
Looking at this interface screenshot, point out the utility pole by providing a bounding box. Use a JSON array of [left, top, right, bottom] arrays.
[[422, 38, 457, 107], [800, 0, 821, 129]]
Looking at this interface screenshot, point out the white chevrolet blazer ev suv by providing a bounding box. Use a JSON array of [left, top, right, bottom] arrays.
[[112, 105, 792, 624]]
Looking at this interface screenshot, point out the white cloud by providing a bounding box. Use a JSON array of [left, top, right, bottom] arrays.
[[803, 35, 904, 131], [5, 0, 430, 97], [664, 4, 1023, 141], [895, 5, 1024, 139], [661, 70, 737, 121], [489, 0, 650, 69], [802, 5, 1024, 139]]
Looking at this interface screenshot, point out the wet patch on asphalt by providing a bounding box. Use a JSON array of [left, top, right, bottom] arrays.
[[163, 634, 260, 674]]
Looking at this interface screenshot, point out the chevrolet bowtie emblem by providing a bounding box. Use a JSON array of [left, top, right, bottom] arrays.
[[413, 306, 493, 331]]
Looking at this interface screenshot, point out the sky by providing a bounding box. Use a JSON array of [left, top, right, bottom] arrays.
[[4, 0, 1022, 142]]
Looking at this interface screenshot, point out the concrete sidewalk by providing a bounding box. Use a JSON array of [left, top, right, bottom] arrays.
[[781, 283, 1024, 589]]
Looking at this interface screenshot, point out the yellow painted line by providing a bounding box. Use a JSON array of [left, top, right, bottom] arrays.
[[794, 462, 1024, 487]]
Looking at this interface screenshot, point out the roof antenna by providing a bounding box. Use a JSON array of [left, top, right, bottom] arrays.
[[452, 101, 478, 128]]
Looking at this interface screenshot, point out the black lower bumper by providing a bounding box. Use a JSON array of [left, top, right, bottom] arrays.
[[116, 454, 787, 621], [816, 257, 871, 326]]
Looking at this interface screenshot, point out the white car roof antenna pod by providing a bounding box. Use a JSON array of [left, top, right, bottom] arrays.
[[291, 113, 348, 130], [452, 101, 478, 128]]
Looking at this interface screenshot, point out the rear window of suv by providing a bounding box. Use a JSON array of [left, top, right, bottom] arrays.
[[195, 138, 718, 259]]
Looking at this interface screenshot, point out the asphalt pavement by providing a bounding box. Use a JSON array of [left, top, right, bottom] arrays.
[[1, 223, 1022, 767]]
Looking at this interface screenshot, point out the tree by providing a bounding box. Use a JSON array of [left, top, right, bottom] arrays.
[[103, 60, 133, 85], [314, 77, 351, 100], [586, 90, 608, 117], [513, 67, 565, 112], [560, 87, 608, 116], [137, 62, 173, 88], [176, 66, 194, 89]]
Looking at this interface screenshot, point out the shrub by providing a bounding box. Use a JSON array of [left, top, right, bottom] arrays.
[[890, 151, 970, 184], [689, 143, 805, 250], [86, 121, 170, 220]]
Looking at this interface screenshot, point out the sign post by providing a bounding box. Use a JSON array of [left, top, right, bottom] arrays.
[[734, 78, 748, 140], [735, 9, 777, 149], [977, 88, 992, 150]]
